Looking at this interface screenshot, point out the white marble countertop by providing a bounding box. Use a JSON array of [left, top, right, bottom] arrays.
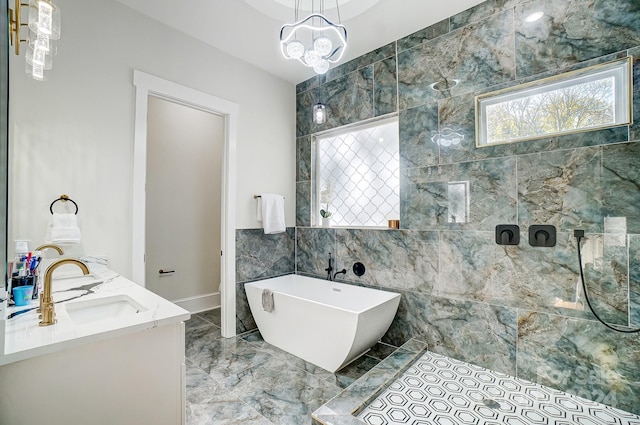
[[0, 262, 190, 366]]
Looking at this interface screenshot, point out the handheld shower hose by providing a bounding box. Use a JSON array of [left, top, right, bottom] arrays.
[[575, 230, 640, 333]]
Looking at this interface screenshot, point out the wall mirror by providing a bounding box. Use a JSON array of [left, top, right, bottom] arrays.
[[2, 0, 9, 288]]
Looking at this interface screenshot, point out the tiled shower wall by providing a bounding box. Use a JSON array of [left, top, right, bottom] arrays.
[[295, 0, 640, 415]]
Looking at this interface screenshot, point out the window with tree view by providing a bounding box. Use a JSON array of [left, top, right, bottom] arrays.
[[476, 58, 631, 146]]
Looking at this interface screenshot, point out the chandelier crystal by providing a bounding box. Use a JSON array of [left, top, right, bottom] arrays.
[[280, 1, 348, 75], [9, 0, 61, 81]]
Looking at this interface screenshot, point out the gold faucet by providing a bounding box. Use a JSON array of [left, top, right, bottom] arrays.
[[39, 258, 90, 327], [35, 244, 64, 313], [35, 244, 64, 255]]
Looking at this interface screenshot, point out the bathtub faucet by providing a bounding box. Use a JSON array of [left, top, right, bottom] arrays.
[[333, 269, 347, 280], [325, 253, 333, 280]]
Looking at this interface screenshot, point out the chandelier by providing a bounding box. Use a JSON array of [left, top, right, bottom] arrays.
[[279, 0, 347, 75], [8, 0, 61, 81]]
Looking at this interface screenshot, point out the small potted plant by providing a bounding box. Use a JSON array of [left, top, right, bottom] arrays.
[[320, 207, 332, 227], [319, 181, 333, 227]]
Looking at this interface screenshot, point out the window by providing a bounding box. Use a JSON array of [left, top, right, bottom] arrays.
[[476, 58, 632, 146], [314, 117, 399, 227]]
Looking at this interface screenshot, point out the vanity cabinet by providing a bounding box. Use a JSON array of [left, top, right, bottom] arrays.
[[0, 270, 189, 425], [0, 321, 186, 425]]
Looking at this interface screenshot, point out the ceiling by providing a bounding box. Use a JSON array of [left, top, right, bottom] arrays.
[[114, 0, 487, 85]]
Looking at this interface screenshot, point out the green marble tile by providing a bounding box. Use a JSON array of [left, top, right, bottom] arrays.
[[517, 310, 640, 415], [236, 228, 295, 283], [450, 0, 528, 31], [335, 228, 438, 292], [515, 0, 640, 78], [399, 102, 439, 170], [401, 157, 517, 231], [397, 18, 449, 52], [296, 181, 311, 227], [297, 136, 311, 182], [296, 227, 336, 277], [384, 291, 517, 375], [374, 57, 397, 116], [398, 10, 515, 110]]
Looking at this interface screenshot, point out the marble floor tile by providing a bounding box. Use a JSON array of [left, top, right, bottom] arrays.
[[185, 316, 393, 424], [241, 330, 393, 389], [185, 323, 222, 361], [220, 355, 344, 425], [186, 360, 272, 425], [185, 314, 214, 333], [241, 330, 339, 385], [367, 342, 400, 361], [334, 355, 381, 389], [196, 308, 221, 328], [188, 334, 273, 383]]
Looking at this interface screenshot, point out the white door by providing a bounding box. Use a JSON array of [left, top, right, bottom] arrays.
[[145, 95, 224, 303]]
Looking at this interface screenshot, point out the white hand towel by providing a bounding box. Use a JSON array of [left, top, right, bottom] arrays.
[[48, 213, 82, 244], [259, 194, 286, 234], [262, 289, 274, 313]]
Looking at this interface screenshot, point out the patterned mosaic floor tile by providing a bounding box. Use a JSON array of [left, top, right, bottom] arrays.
[[357, 351, 640, 425]]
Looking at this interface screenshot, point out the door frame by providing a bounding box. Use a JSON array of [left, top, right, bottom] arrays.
[[132, 70, 237, 338]]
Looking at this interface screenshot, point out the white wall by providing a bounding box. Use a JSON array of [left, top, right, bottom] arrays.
[[8, 0, 296, 279]]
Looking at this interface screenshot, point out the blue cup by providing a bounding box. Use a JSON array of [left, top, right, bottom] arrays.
[[13, 285, 34, 306]]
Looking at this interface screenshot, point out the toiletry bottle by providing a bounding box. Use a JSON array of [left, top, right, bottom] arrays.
[[31, 250, 42, 299], [10, 240, 29, 304]]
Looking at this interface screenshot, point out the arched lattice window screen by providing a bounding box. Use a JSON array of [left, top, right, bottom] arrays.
[[316, 118, 399, 227]]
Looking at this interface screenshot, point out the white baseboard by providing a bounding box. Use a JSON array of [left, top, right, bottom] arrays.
[[172, 292, 220, 313]]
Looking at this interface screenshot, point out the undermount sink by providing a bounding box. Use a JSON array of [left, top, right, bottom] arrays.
[[64, 295, 147, 325]]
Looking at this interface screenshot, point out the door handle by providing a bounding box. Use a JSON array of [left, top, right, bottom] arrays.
[[159, 269, 175, 274]]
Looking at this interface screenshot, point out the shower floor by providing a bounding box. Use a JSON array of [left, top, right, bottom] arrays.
[[357, 351, 640, 425]]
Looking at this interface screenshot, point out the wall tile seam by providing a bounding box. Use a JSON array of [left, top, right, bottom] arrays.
[[295, 271, 327, 280], [372, 62, 376, 117], [396, 19, 455, 54], [399, 155, 516, 172], [235, 271, 296, 284], [515, 307, 632, 328], [513, 138, 637, 160], [396, 136, 639, 173], [626, 241, 632, 326], [295, 53, 395, 96], [397, 6, 516, 58], [381, 289, 588, 336], [512, 48, 639, 88], [324, 56, 396, 87], [451, 1, 526, 33], [515, 154, 519, 225], [300, 227, 441, 235], [295, 228, 640, 239], [512, 1, 517, 81], [514, 307, 519, 378], [395, 40, 400, 115], [300, 271, 628, 326]]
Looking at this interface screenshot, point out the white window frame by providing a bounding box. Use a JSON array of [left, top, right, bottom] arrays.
[[476, 57, 633, 147], [312, 115, 400, 228]]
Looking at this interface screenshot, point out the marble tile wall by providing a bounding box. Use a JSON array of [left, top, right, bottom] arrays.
[[235, 228, 295, 333], [295, 0, 640, 414]]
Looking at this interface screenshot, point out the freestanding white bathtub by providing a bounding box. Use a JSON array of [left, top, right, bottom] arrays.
[[245, 274, 401, 373]]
